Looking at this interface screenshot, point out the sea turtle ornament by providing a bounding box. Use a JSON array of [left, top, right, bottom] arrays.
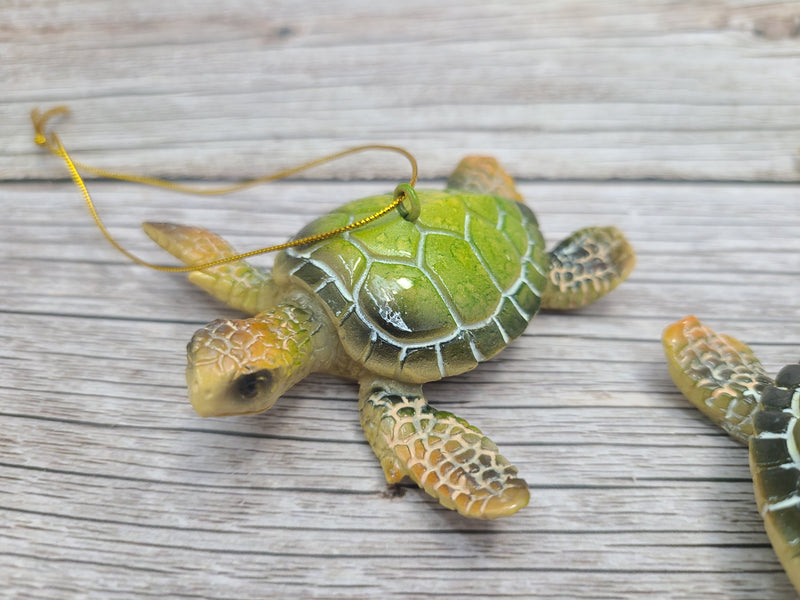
[[145, 156, 635, 519], [663, 316, 800, 591]]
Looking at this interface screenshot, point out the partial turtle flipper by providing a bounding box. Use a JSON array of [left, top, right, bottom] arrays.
[[750, 363, 800, 593], [663, 316, 800, 592], [446, 155, 524, 202], [541, 226, 636, 310], [359, 380, 530, 519], [143, 222, 277, 314], [662, 315, 771, 443]]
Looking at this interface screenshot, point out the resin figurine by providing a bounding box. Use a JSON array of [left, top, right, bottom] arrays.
[[663, 315, 800, 592], [145, 156, 635, 519]]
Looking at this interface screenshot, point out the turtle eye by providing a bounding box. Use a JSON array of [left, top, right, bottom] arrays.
[[234, 370, 273, 400]]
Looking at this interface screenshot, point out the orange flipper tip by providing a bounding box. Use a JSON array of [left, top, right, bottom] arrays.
[[662, 315, 701, 347], [489, 485, 530, 519]]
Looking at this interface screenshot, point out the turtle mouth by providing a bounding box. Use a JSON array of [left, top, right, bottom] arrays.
[[187, 385, 270, 418], [186, 372, 279, 418], [195, 407, 265, 418], [188, 394, 269, 418]]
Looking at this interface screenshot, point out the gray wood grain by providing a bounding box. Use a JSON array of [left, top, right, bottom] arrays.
[[2, 1, 800, 598], [3, 1, 800, 182], [3, 179, 799, 599]]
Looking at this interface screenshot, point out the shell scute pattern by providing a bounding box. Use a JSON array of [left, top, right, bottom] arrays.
[[462, 192, 500, 225], [308, 237, 367, 291], [423, 234, 501, 324], [438, 332, 478, 376], [468, 216, 521, 289], [358, 261, 455, 340], [351, 213, 420, 260], [469, 320, 507, 360], [752, 365, 800, 519], [275, 189, 548, 383], [495, 298, 529, 340], [314, 281, 350, 320], [399, 345, 443, 382], [511, 279, 539, 315], [415, 191, 468, 234]]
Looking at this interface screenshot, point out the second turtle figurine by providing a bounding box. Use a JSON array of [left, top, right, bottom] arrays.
[[663, 315, 800, 592]]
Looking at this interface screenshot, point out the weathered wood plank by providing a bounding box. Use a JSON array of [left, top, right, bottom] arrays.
[[3, 0, 800, 597], [3, 0, 800, 181], [1, 179, 798, 598]]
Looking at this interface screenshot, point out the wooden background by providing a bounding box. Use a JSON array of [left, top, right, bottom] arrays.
[[2, 1, 800, 598]]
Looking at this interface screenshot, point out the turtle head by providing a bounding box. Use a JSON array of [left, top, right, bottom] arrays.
[[185, 306, 320, 417]]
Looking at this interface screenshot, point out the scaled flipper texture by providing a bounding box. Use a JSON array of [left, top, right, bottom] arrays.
[[541, 226, 635, 310], [143, 222, 276, 315], [662, 315, 771, 444], [359, 381, 529, 519]]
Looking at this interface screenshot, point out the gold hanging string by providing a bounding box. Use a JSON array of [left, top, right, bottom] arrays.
[[31, 106, 419, 273]]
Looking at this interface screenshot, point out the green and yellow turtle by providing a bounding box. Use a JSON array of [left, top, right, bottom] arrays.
[[663, 316, 800, 592], [145, 156, 635, 519]]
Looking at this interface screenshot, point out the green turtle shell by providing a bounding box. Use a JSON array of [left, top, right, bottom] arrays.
[[273, 189, 549, 383]]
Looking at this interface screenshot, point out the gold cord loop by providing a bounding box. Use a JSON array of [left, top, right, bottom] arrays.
[[31, 106, 419, 272], [394, 183, 420, 222]]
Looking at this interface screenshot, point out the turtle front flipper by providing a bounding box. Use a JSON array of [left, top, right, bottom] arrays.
[[541, 226, 635, 310], [359, 380, 529, 519], [662, 315, 772, 444], [143, 222, 278, 315]]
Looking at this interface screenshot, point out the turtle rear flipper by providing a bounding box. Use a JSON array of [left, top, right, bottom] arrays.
[[662, 315, 772, 444], [143, 222, 278, 315], [446, 155, 523, 203], [359, 381, 529, 519], [541, 226, 635, 310]]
